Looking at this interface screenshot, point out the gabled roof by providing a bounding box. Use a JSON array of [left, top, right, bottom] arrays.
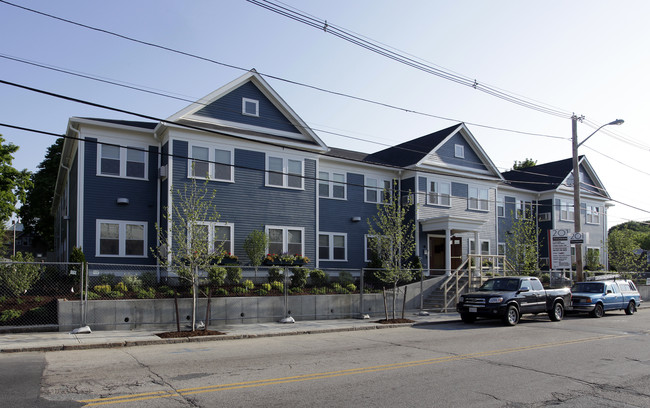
[[501, 156, 610, 198], [166, 69, 328, 151]]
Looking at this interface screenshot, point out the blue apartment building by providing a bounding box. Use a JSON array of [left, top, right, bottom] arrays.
[[52, 70, 612, 274]]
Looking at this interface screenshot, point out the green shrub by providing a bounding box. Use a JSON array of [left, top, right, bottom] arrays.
[[93, 284, 112, 295], [345, 283, 357, 292], [270, 281, 284, 292], [268, 267, 284, 283], [231, 286, 248, 295], [242, 279, 254, 290], [140, 271, 158, 288], [332, 283, 349, 294], [261, 283, 272, 291], [291, 267, 308, 288], [289, 287, 303, 294], [0, 252, 42, 296], [214, 288, 229, 296], [122, 275, 142, 291], [157, 285, 176, 297], [338, 271, 353, 286], [226, 267, 243, 285], [0, 309, 22, 322], [540, 273, 551, 285], [86, 291, 100, 300], [107, 290, 124, 298], [99, 274, 116, 286], [28, 306, 48, 319], [311, 287, 327, 295], [309, 269, 328, 287], [136, 287, 156, 299], [0, 296, 6, 304], [258, 289, 269, 296], [208, 266, 226, 286], [115, 282, 128, 293]]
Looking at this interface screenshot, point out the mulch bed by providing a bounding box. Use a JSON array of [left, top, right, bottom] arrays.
[[375, 318, 415, 324], [156, 329, 225, 338]]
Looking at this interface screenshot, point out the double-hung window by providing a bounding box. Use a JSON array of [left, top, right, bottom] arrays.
[[267, 156, 303, 189], [586, 205, 600, 224], [365, 234, 390, 262], [365, 177, 392, 203], [189, 145, 233, 182], [319, 170, 346, 199], [190, 222, 233, 254], [468, 186, 489, 211], [559, 200, 574, 221], [267, 226, 304, 256], [427, 180, 451, 206], [98, 144, 148, 179], [97, 220, 147, 257], [318, 233, 347, 261], [516, 200, 533, 219], [497, 197, 505, 217]]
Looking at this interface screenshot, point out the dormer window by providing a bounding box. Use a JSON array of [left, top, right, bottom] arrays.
[[454, 144, 465, 158], [242, 98, 259, 117]]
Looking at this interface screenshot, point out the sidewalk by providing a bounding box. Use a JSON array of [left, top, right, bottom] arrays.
[[0, 311, 459, 353]]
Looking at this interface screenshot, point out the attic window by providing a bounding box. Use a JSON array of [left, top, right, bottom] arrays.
[[454, 144, 465, 158], [242, 98, 259, 117]]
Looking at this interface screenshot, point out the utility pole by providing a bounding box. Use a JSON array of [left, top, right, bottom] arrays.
[[571, 116, 624, 282]]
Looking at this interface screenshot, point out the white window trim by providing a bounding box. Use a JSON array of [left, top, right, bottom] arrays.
[[559, 200, 574, 222], [497, 197, 505, 218], [318, 170, 347, 200], [96, 219, 148, 258], [265, 225, 305, 255], [516, 200, 533, 219], [97, 144, 149, 180], [426, 179, 451, 207], [468, 239, 491, 256], [364, 234, 392, 262], [318, 232, 347, 262], [364, 176, 393, 204], [454, 144, 465, 158], [188, 143, 234, 182], [191, 221, 234, 254], [266, 155, 304, 190], [242, 97, 259, 117], [585, 205, 600, 225], [468, 186, 489, 211]]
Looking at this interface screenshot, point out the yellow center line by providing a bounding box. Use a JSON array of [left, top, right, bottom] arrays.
[[79, 333, 628, 406]]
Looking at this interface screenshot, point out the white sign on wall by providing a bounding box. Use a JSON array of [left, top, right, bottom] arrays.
[[549, 229, 571, 270]]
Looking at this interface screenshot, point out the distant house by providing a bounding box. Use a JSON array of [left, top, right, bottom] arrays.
[[51, 70, 612, 274]]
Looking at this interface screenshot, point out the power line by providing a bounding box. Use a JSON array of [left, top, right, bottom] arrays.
[[246, 0, 573, 119]]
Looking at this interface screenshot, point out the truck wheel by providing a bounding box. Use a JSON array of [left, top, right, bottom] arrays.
[[590, 303, 604, 318], [461, 313, 476, 323], [625, 301, 635, 315], [549, 302, 564, 322], [502, 305, 519, 326]]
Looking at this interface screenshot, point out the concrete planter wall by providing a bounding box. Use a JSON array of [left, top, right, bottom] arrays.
[[58, 276, 444, 331]]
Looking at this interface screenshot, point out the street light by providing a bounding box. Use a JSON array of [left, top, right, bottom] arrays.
[[572, 116, 624, 282]]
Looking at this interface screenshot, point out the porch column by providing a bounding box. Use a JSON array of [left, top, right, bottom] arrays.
[[445, 229, 451, 276], [474, 231, 480, 277]]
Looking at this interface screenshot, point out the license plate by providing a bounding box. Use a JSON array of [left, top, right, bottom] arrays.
[[469, 307, 477, 313]]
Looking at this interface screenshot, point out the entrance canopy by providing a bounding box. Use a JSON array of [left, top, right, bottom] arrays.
[[421, 215, 486, 234]]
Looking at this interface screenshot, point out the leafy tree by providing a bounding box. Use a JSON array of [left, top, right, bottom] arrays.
[[0, 134, 32, 226], [0, 252, 42, 296], [152, 177, 225, 331], [505, 209, 540, 274], [243, 229, 268, 278], [19, 138, 63, 250], [607, 229, 645, 272], [609, 220, 650, 234], [512, 158, 537, 170], [366, 181, 416, 319]]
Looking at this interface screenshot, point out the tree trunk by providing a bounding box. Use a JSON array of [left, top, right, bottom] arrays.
[[192, 266, 198, 331], [382, 288, 388, 321], [401, 285, 407, 319], [392, 281, 398, 320]]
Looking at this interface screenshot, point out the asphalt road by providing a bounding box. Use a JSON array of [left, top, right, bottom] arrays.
[[5, 311, 650, 407]]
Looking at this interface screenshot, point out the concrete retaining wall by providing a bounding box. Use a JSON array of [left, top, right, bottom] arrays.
[[58, 276, 444, 331]]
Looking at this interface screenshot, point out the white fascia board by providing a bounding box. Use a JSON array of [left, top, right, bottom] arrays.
[[70, 117, 156, 135]]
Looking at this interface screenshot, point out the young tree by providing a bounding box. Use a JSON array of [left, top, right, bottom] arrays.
[[366, 182, 416, 319], [505, 209, 540, 275], [607, 229, 645, 272], [243, 229, 268, 278], [19, 138, 63, 250], [153, 177, 225, 331], [0, 134, 32, 225], [512, 158, 537, 170]]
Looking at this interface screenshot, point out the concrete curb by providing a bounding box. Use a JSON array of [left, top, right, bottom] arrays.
[[0, 319, 457, 354]]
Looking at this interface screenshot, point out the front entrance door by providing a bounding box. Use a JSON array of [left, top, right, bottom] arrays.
[[428, 236, 446, 273], [451, 237, 462, 270]]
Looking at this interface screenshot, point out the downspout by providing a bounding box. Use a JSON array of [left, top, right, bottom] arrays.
[[153, 127, 162, 282], [66, 123, 80, 260]]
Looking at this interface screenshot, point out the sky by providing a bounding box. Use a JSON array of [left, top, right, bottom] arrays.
[[1, 0, 649, 227]]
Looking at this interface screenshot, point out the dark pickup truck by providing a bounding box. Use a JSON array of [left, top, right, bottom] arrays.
[[456, 276, 571, 326]]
